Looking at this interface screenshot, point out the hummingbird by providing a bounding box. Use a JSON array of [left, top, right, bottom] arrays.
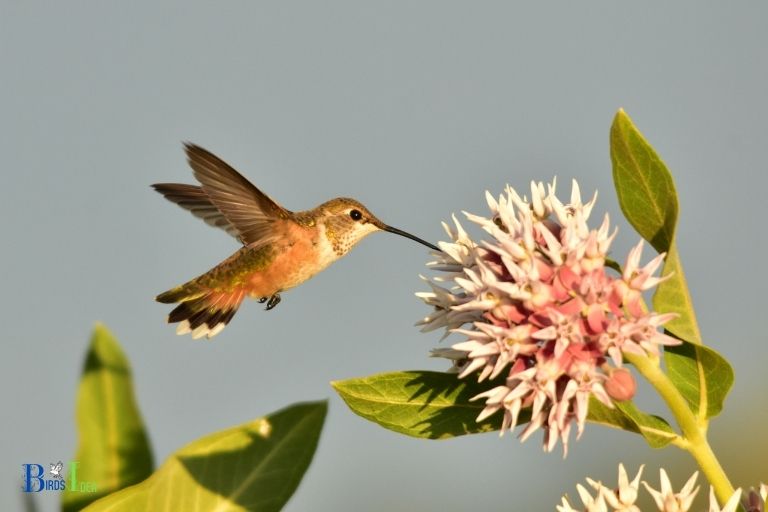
[[154, 143, 439, 339]]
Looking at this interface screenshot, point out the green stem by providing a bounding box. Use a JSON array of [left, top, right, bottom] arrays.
[[624, 352, 734, 505]]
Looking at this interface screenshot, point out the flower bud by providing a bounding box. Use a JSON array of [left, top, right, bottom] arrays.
[[605, 368, 636, 401]]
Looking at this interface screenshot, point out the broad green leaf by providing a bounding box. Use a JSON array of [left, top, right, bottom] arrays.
[[83, 401, 327, 512], [652, 243, 702, 344], [610, 109, 701, 344], [62, 324, 153, 512], [587, 397, 678, 448], [664, 341, 734, 420], [610, 109, 679, 254], [332, 371, 513, 439], [334, 371, 676, 446]]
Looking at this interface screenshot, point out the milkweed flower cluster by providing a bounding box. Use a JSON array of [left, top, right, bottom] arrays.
[[557, 464, 765, 512], [417, 180, 680, 454]]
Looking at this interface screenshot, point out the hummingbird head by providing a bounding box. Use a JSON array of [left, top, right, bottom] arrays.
[[317, 197, 440, 256]]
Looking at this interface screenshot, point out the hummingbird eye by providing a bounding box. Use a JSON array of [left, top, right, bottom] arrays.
[[349, 209, 363, 221]]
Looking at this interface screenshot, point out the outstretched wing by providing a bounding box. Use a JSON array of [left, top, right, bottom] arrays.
[[152, 183, 241, 241], [153, 143, 292, 246], [184, 143, 292, 246]]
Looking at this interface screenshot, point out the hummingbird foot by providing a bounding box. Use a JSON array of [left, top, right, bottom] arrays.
[[265, 294, 281, 311], [257, 297, 268, 303]]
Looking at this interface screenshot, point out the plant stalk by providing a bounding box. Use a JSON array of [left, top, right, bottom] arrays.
[[624, 352, 734, 505]]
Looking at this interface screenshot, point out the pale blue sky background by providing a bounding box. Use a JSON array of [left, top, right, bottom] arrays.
[[2, 2, 767, 511]]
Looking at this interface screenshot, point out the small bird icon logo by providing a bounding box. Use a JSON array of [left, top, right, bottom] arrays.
[[49, 461, 64, 480], [154, 144, 439, 339]]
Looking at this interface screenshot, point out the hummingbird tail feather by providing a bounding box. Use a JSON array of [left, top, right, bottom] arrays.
[[156, 285, 205, 304], [157, 284, 245, 339]]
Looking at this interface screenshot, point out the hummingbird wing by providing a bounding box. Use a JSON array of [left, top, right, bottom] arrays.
[[152, 183, 241, 240], [183, 143, 292, 247]]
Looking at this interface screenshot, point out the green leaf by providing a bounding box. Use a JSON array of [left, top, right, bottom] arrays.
[[652, 243, 702, 344], [333, 371, 676, 447], [604, 258, 622, 274], [84, 401, 327, 512], [610, 109, 679, 254], [332, 371, 514, 439], [587, 397, 678, 448], [664, 341, 734, 420], [610, 109, 701, 343], [62, 324, 153, 512]]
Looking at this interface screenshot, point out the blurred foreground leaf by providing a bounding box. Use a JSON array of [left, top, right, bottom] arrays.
[[62, 324, 153, 512], [664, 341, 734, 420], [22, 492, 39, 512], [84, 401, 327, 512], [610, 109, 701, 344]]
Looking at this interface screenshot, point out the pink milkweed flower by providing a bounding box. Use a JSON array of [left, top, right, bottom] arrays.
[[417, 180, 679, 454]]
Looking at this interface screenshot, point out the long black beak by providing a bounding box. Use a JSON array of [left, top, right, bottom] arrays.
[[382, 224, 440, 252]]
